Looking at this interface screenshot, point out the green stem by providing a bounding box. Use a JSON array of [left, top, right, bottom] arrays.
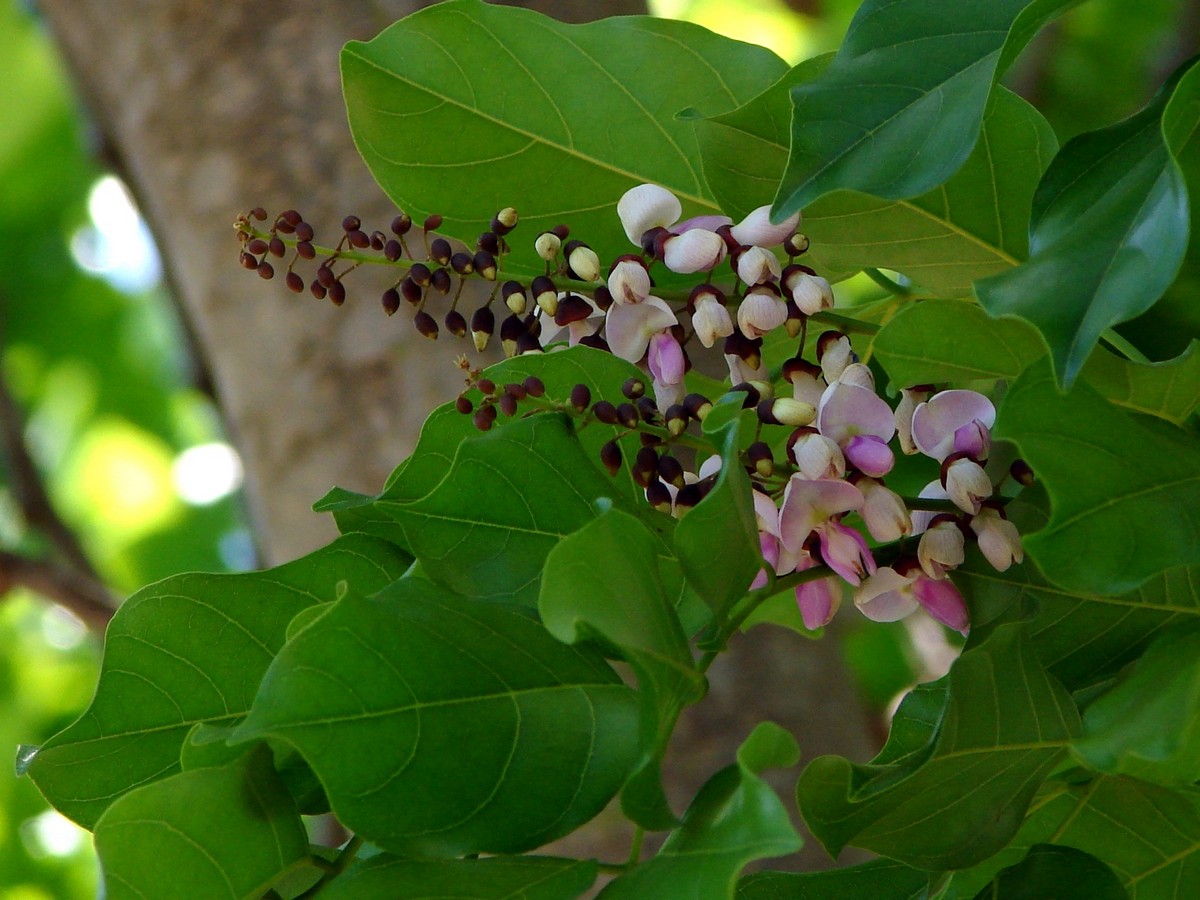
[[296, 835, 365, 898], [627, 826, 646, 866], [1099, 327, 1150, 363], [863, 267, 912, 296], [811, 310, 881, 335]]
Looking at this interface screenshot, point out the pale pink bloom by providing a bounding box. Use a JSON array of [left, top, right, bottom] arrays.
[[736, 288, 788, 338], [944, 457, 993, 515], [855, 565, 969, 634], [617, 184, 681, 245], [725, 352, 767, 386], [789, 431, 846, 481], [663, 229, 727, 274], [819, 334, 854, 383], [736, 246, 782, 286], [918, 518, 965, 580], [970, 507, 1023, 571], [894, 387, 931, 456], [817, 381, 897, 477], [607, 256, 651, 305], [653, 377, 685, 411], [692, 295, 734, 348], [911, 390, 996, 462], [730, 205, 801, 247], [605, 296, 676, 362], [836, 363, 874, 390], [784, 268, 833, 315], [784, 358, 826, 408], [538, 293, 602, 346], [779, 478, 875, 586], [858, 478, 911, 543], [672, 214, 732, 234], [794, 549, 842, 629], [647, 332, 685, 385], [820, 521, 877, 585]]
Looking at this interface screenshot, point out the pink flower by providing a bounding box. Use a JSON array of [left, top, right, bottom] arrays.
[[662, 228, 727, 274], [911, 390, 996, 462], [794, 549, 842, 629], [943, 456, 993, 515], [730, 205, 801, 247], [854, 565, 969, 634], [617, 184, 682, 245], [817, 381, 897, 477], [605, 296, 677, 362], [970, 507, 1023, 571], [779, 477, 875, 586], [607, 256, 651, 305], [857, 477, 911, 542]]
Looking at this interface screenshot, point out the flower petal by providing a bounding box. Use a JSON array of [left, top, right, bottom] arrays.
[[617, 184, 681, 245], [604, 296, 676, 362], [779, 477, 864, 551], [912, 574, 970, 634], [854, 567, 920, 622], [730, 205, 800, 247], [911, 390, 996, 461], [818, 382, 897, 444]]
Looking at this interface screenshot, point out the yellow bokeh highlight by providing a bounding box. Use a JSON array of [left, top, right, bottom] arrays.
[[56, 418, 179, 546], [650, 0, 811, 62]]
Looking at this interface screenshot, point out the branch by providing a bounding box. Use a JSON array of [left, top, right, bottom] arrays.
[[0, 550, 115, 632]]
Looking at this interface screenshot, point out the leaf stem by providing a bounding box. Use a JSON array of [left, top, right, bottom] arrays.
[[627, 826, 646, 866], [863, 267, 912, 296], [1099, 327, 1150, 364], [296, 834, 365, 898]]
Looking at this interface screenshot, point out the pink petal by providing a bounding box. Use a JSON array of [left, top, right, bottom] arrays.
[[730, 205, 800, 248], [663, 229, 727, 274], [671, 215, 733, 234], [647, 332, 685, 385], [911, 390, 996, 462], [753, 490, 781, 538], [844, 435, 895, 477], [779, 477, 864, 552], [819, 521, 876, 586], [796, 577, 841, 629], [604, 296, 676, 362], [617, 184, 681, 245], [912, 574, 970, 634], [818, 382, 897, 445], [854, 567, 920, 622]]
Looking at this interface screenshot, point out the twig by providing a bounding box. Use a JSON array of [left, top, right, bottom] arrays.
[[0, 550, 115, 631]]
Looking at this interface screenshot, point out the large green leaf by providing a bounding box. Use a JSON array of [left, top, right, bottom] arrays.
[[944, 776, 1200, 899], [994, 357, 1200, 595], [540, 507, 703, 830], [675, 396, 762, 614], [969, 845, 1128, 900], [1071, 627, 1200, 786], [736, 859, 931, 899], [598, 722, 802, 899], [976, 60, 1200, 387], [342, 0, 787, 276], [772, 0, 1075, 217], [875, 300, 1200, 423], [797, 623, 1079, 870], [94, 744, 308, 900], [696, 67, 1057, 298], [233, 578, 639, 856], [380, 411, 644, 606], [24, 535, 412, 828], [321, 856, 597, 900], [961, 555, 1200, 692]]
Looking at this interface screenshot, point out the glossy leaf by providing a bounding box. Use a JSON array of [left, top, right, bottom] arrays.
[[960, 556, 1200, 692], [1072, 627, 1200, 786], [994, 357, 1200, 595], [540, 507, 703, 830], [233, 578, 640, 856], [342, 0, 787, 277], [380, 411, 640, 606], [94, 744, 308, 900], [737, 859, 931, 899], [598, 722, 802, 899], [25, 535, 412, 828], [970, 845, 1128, 900], [675, 397, 762, 614], [697, 69, 1057, 297], [875, 300, 1200, 422], [797, 623, 1079, 869], [976, 60, 1199, 387], [944, 776, 1200, 899], [773, 0, 1075, 217], [322, 856, 597, 900]]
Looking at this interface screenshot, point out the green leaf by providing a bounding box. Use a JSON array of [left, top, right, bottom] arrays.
[[94, 744, 308, 900], [994, 357, 1200, 595], [797, 623, 1079, 869], [736, 859, 931, 899], [944, 776, 1200, 899], [773, 0, 1075, 217], [25, 535, 412, 828], [976, 60, 1199, 387], [960, 555, 1200, 691], [321, 856, 597, 900], [969, 845, 1128, 900], [675, 400, 762, 615], [696, 66, 1058, 298], [233, 578, 639, 856], [874, 300, 1200, 423], [380, 411, 642, 606], [342, 0, 787, 277], [540, 507, 704, 830], [1072, 626, 1200, 786], [599, 722, 802, 899]]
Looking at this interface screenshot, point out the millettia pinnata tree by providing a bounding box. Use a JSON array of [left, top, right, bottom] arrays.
[[20, 1, 1200, 897]]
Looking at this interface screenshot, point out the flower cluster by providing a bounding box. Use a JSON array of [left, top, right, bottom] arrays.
[[238, 183, 1028, 636]]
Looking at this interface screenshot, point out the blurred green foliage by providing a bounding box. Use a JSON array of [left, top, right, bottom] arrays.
[[1, 0, 1194, 894]]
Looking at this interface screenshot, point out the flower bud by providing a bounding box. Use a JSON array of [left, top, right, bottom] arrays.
[[502, 281, 526, 315], [747, 441, 774, 477], [817, 332, 854, 384], [970, 506, 1023, 572], [683, 393, 712, 421], [758, 397, 816, 427], [942, 456, 993, 515], [736, 286, 788, 338], [493, 206, 519, 234], [918, 517, 965, 579], [858, 478, 911, 543], [785, 269, 834, 316], [473, 250, 497, 281], [535, 231, 561, 261], [530, 275, 557, 316], [608, 255, 651, 304], [471, 306, 495, 352], [838, 363, 874, 390], [599, 439, 622, 476], [787, 429, 845, 480], [565, 241, 601, 282], [895, 387, 931, 455], [665, 404, 689, 436]]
